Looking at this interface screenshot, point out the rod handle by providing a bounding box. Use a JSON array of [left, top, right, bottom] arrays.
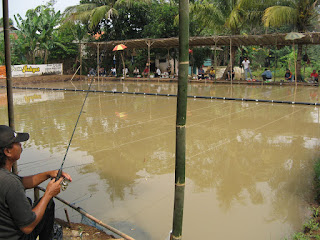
[[55, 168, 62, 182]]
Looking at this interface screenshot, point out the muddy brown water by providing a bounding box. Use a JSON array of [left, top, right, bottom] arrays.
[[1, 81, 320, 239]]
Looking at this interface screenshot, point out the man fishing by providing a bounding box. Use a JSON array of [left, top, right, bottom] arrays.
[[0, 125, 72, 240]]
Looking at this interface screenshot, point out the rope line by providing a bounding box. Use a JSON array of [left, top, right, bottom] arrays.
[[1, 85, 319, 106]]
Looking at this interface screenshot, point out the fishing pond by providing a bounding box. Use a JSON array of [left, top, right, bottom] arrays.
[[0, 81, 319, 240]]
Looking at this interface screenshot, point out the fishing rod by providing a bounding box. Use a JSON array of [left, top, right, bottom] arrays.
[[56, 75, 96, 190]]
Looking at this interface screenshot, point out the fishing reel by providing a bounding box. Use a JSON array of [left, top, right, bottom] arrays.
[[55, 169, 70, 191], [61, 178, 70, 191]]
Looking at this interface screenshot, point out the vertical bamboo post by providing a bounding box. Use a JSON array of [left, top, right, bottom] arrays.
[[121, 52, 126, 80], [293, 41, 297, 86], [273, 38, 277, 83], [3, 0, 17, 174], [214, 39, 217, 83], [303, 45, 306, 80], [170, 0, 188, 239], [147, 40, 151, 79], [80, 43, 82, 80], [230, 38, 233, 85], [97, 43, 100, 82]]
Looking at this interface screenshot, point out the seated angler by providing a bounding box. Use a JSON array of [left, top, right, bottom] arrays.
[[311, 69, 318, 82], [227, 68, 235, 80], [284, 69, 293, 81], [261, 68, 272, 81], [0, 125, 72, 240], [198, 66, 205, 80], [209, 67, 216, 80]]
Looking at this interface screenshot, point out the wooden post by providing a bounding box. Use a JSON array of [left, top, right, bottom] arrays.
[[147, 40, 151, 79], [214, 39, 217, 83], [3, 0, 17, 174], [230, 38, 233, 85], [80, 43, 82, 81], [274, 51, 277, 83], [97, 43, 100, 82], [64, 208, 72, 228], [294, 41, 297, 86], [171, 0, 189, 239], [121, 51, 126, 80]]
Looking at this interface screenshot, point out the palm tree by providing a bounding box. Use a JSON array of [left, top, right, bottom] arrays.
[[190, 0, 246, 79], [263, 0, 319, 81], [64, 0, 150, 30]]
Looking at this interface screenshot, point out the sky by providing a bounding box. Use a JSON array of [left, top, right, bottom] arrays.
[[0, 0, 80, 22]]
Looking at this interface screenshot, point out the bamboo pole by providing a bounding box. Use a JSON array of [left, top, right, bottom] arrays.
[[274, 51, 277, 83], [293, 41, 297, 86], [214, 39, 217, 83], [97, 43, 100, 82], [230, 38, 233, 85], [70, 65, 81, 82], [80, 43, 82, 81], [36, 187, 135, 240], [147, 40, 151, 79], [170, 0, 189, 239], [121, 52, 126, 79], [2, 0, 17, 174]]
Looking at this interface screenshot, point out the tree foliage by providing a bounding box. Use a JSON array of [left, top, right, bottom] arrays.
[[14, 3, 65, 64]]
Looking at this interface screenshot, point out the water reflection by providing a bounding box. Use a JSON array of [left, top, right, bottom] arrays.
[[0, 83, 319, 239]]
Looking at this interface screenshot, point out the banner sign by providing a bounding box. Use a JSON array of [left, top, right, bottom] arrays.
[[0, 66, 6, 79], [10, 64, 63, 77]]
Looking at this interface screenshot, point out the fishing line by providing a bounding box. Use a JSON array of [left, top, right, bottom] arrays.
[[188, 106, 306, 159], [56, 193, 94, 211], [55, 76, 95, 183]]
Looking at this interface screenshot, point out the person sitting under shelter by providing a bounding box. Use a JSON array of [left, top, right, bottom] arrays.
[[285, 69, 293, 81], [122, 67, 129, 77], [88, 68, 96, 76], [226, 68, 235, 80], [167, 66, 171, 76], [111, 67, 116, 77], [133, 67, 140, 77], [155, 68, 161, 78], [311, 69, 318, 82], [209, 67, 215, 80], [142, 67, 149, 77], [198, 66, 205, 80], [261, 68, 272, 81], [98, 67, 105, 76]]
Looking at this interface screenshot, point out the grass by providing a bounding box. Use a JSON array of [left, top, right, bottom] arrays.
[[282, 159, 320, 240]]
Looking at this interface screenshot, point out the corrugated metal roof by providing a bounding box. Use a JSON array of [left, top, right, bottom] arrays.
[[84, 32, 320, 51]]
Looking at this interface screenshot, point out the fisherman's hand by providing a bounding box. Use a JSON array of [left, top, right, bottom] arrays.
[[45, 178, 63, 198], [49, 170, 72, 182]]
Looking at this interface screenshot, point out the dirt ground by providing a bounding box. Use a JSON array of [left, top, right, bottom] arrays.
[[55, 218, 119, 240], [0, 75, 82, 85]]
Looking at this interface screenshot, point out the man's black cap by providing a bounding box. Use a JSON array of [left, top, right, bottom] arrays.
[[0, 125, 29, 147]]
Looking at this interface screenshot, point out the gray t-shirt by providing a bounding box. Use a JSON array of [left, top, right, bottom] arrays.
[[0, 168, 36, 240]]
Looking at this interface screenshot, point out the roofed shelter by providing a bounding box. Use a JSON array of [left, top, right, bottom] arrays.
[[83, 32, 320, 81]]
